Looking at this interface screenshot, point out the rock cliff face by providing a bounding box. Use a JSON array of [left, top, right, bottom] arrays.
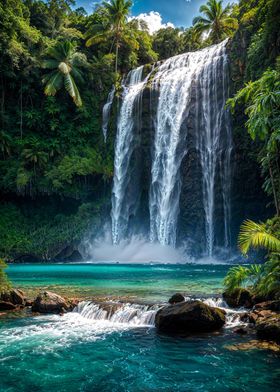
[[108, 41, 270, 258]]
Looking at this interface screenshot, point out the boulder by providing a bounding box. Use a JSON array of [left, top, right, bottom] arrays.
[[0, 289, 26, 306], [155, 300, 226, 334], [0, 301, 17, 311], [256, 313, 280, 342], [254, 300, 280, 312], [32, 291, 72, 314], [168, 293, 185, 304], [223, 288, 253, 308]]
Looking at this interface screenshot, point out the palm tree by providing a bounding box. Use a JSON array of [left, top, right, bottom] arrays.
[[238, 220, 280, 255], [42, 41, 86, 107], [86, 0, 138, 72], [224, 219, 280, 295], [193, 0, 237, 44]]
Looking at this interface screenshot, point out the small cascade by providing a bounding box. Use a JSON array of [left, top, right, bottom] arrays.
[[74, 301, 159, 326], [102, 85, 115, 142], [111, 66, 146, 245]]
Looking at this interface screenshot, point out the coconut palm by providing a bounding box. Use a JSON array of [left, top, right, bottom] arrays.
[[42, 41, 86, 107], [193, 0, 237, 44], [86, 0, 138, 72]]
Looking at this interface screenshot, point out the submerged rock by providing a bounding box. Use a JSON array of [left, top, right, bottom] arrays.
[[223, 288, 253, 308], [155, 300, 225, 334], [32, 291, 73, 314], [168, 293, 185, 304], [225, 339, 280, 352]]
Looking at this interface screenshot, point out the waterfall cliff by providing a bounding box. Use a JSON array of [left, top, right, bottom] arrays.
[[107, 40, 232, 257]]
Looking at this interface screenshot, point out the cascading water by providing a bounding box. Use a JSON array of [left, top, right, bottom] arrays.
[[195, 41, 232, 256], [149, 40, 232, 252], [108, 40, 232, 258], [102, 85, 115, 142], [111, 66, 145, 244], [74, 301, 159, 326]]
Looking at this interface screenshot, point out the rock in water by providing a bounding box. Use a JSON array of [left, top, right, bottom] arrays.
[[168, 293, 185, 304], [155, 300, 225, 334], [32, 291, 72, 314], [0, 289, 26, 306], [256, 314, 280, 342], [223, 288, 253, 308], [0, 301, 17, 310]]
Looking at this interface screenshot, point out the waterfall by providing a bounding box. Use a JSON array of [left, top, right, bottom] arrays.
[[110, 41, 232, 256], [195, 41, 232, 255], [74, 301, 159, 326], [102, 85, 115, 142], [111, 66, 145, 244], [149, 41, 232, 250]]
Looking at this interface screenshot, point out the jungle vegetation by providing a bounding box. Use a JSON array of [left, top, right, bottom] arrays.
[[0, 0, 279, 265]]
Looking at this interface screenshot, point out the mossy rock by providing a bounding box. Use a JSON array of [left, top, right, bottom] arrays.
[[223, 288, 253, 308], [155, 300, 226, 334]]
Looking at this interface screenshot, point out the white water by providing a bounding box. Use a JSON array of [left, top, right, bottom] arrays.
[[109, 41, 232, 256], [75, 301, 159, 326], [74, 299, 246, 330], [195, 41, 232, 256], [102, 85, 115, 142], [111, 66, 145, 245], [150, 40, 232, 251]]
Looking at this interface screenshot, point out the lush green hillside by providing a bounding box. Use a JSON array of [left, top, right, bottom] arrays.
[[0, 0, 279, 261]]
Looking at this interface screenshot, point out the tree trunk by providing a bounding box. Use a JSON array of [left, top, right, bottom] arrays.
[[20, 80, 23, 139], [115, 41, 119, 73], [269, 159, 279, 216]]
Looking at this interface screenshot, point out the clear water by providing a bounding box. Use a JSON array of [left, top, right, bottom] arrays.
[[6, 263, 231, 301], [1, 264, 279, 392]]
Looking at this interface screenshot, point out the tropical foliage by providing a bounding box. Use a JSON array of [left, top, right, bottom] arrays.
[[42, 41, 87, 107], [224, 219, 280, 297], [228, 65, 280, 216], [193, 0, 238, 43], [0, 259, 11, 292]]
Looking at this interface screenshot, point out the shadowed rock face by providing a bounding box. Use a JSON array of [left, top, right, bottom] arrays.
[[155, 300, 226, 334]]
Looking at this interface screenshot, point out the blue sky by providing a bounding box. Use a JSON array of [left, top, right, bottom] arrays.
[[75, 0, 238, 28]]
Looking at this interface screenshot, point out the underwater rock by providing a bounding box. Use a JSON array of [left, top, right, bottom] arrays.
[[225, 339, 280, 352], [155, 300, 225, 334], [223, 288, 253, 308], [0, 288, 26, 306], [168, 293, 185, 304], [32, 291, 73, 314]]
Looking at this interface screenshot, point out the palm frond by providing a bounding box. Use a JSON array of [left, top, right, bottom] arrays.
[[238, 219, 280, 255]]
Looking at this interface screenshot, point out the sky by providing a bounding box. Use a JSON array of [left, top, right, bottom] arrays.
[[75, 0, 238, 32]]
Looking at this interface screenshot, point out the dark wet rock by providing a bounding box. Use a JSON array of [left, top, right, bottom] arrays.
[[32, 291, 73, 314], [54, 245, 83, 262], [254, 300, 280, 312], [0, 289, 26, 306], [234, 327, 247, 335], [25, 299, 33, 307], [168, 293, 185, 304], [223, 288, 253, 308], [256, 313, 280, 342], [0, 301, 17, 310], [155, 300, 226, 334]]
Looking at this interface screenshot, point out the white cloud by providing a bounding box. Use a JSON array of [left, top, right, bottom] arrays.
[[129, 11, 174, 34]]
